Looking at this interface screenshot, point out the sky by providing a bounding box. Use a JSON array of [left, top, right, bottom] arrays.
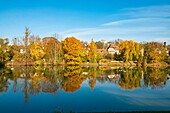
[[0, 0, 170, 44]]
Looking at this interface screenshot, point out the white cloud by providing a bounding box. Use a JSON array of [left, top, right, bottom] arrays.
[[63, 27, 166, 36], [102, 18, 170, 26], [102, 18, 148, 26], [61, 5, 170, 44], [122, 5, 170, 18], [103, 89, 170, 107]]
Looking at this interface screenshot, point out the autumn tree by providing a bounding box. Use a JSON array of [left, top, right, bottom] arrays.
[[43, 37, 63, 65], [119, 40, 142, 62], [143, 42, 167, 63], [95, 41, 104, 49], [23, 27, 30, 65], [88, 39, 97, 63], [30, 37, 46, 65], [63, 37, 85, 65]]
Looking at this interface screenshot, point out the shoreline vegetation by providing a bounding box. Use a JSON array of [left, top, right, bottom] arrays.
[[0, 27, 170, 67]]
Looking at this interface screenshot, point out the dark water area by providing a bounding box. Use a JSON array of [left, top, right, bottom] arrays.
[[0, 66, 170, 113]]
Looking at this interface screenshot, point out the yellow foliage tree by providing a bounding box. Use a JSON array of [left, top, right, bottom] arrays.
[[30, 37, 46, 65], [63, 37, 85, 65], [119, 40, 141, 62], [88, 39, 97, 63]]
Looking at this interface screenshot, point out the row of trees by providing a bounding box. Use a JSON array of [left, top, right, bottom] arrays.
[[0, 28, 169, 66]]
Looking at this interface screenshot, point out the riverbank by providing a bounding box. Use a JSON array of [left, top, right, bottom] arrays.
[[5, 61, 170, 67], [80, 61, 170, 66], [79, 62, 136, 66]]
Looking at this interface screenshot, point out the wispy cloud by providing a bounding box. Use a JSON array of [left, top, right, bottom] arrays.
[[62, 5, 170, 44], [102, 18, 148, 26], [122, 5, 170, 18], [103, 89, 170, 107], [102, 18, 170, 26], [63, 27, 166, 36]]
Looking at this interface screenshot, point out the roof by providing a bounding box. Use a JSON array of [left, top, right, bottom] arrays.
[[107, 44, 119, 50]]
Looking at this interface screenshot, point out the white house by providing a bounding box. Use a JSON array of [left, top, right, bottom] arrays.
[[107, 44, 119, 54]]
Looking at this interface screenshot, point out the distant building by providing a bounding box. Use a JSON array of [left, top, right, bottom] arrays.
[[107, 44, 119, 54], [96, 43, 119, 56], [19, 46, 26, 54], [20, 49, 25, 54]]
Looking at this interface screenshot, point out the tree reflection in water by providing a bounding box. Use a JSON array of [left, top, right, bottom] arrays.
[[0, 66, 169, 102], [0, 68, 12, 93], [62, 66, 86, 92], [118, 68, 142, 90]]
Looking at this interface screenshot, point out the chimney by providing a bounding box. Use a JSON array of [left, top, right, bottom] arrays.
[[164, 42, 166, 47]]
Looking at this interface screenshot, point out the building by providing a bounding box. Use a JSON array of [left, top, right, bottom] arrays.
[[19, 46, 26, 54], [107, 44, 119, 55], [96, 43, 119, 57]]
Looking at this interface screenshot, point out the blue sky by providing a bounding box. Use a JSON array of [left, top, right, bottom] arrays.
[[0, 0, 170, 44]]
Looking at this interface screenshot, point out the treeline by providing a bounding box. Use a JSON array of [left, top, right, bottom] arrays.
[[0, 28, 170, 66]]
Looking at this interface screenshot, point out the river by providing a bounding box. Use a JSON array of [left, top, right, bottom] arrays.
[[0, 66, 170, 112]]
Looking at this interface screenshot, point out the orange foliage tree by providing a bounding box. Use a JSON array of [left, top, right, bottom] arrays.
[[43, 37, 63, 64], [63, 37, 86, 65]]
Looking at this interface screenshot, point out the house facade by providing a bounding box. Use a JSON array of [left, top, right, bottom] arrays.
[[97, 43, 119, 56], [107, 44, 119, 55]]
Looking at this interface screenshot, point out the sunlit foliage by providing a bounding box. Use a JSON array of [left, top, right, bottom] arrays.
[[88, 39, 97, 63], [30, 37, 46, 65], [0, 38, 12, 65], [119, 40, 142, 62], [63, 37, 86, 65], [143, 42, 167, 63]]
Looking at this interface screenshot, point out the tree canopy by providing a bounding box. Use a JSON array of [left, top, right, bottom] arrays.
[[63, 37, 85, 65]]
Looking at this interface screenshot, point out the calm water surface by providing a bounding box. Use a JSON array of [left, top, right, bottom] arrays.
[[0, 66, 170, 113]]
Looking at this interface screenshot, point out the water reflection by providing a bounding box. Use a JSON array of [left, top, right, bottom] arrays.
[[0, 66, 170, 103]]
